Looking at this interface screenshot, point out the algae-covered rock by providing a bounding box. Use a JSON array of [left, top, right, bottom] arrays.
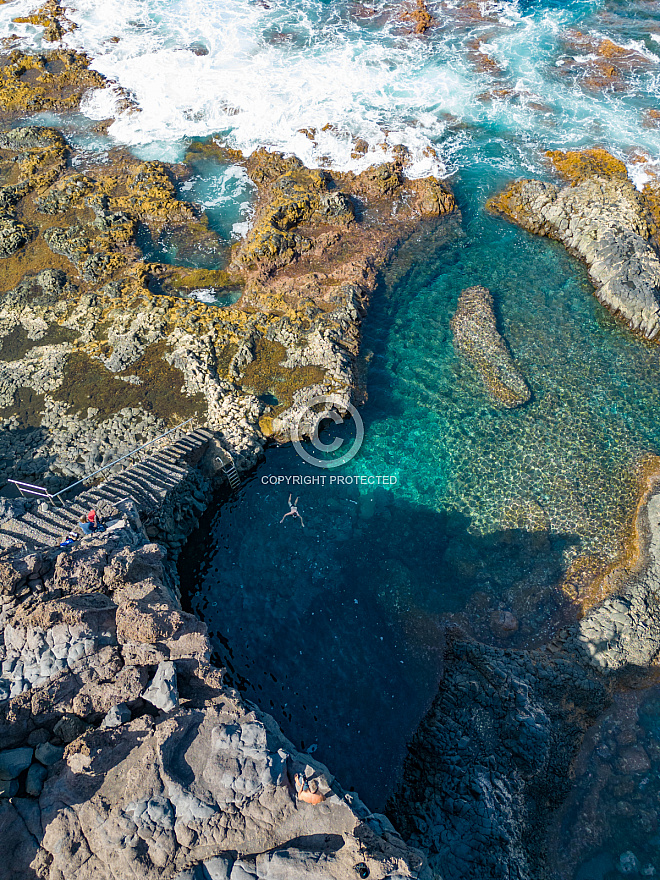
[[545, 147, 629, 185], [0, 50, 105, 117], [0, 215, 28, 257], [123, 161, 198, 227], [36, 173, 94, 214], [12, 0, 76, 43], [451, 285, 530, 408], [0, 126, 65, 153], [234, 152, 347, 270], [400, 0, 434, 33], [412, 176, 456, 217]]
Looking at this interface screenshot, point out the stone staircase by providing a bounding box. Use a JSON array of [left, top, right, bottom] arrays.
[[0, 427, 219, 555]]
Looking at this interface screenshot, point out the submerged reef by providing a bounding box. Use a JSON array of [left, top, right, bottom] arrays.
[[557, 31, 655, 93], [450, 285, 530, 409], [400, 0, 434, 34], [488, 149, 660, 340]]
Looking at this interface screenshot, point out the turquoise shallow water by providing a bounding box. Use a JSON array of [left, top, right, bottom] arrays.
[[546, 686, 660, 879]]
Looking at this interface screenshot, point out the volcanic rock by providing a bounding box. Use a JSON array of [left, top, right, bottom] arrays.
[[451, 285, 530, 408]]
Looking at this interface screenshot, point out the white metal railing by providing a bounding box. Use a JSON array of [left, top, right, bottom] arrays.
[[6, 479, 60, 505], [7, 417, 196, 505]]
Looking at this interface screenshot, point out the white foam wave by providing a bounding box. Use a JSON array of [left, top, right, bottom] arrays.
[[3, 0, 660, 181], [54, 0, 468, 175]]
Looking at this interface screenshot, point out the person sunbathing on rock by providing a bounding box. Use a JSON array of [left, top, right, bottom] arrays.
[[280, 495, 304, 528], [294, 773, 325, 804]]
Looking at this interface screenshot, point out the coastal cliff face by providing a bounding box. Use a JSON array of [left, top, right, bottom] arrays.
[[389, 465, 660, 880], [487, 149, 660, 340], [0, 449, 430, 880]]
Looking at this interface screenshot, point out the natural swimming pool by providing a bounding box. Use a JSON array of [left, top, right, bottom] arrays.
[[179, 166, 660, 809]]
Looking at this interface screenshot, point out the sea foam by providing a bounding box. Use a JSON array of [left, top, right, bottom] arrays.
[[2, 0, 660, 180]]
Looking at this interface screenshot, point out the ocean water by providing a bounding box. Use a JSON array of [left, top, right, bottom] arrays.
[[4, 0, 660, 176], [6, 0, 660, 870]]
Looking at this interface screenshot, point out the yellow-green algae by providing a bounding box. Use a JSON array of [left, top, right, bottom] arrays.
[[12, 0, 77, 42], [239, 338, 327, 415], [0, 50, 105, 116]]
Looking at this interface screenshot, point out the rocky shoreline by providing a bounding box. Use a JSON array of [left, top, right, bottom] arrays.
[[487, 149, 660, 340], [0, 438, 431, 879], [2, 17, 660, 880], [0, 117, 457, 494]]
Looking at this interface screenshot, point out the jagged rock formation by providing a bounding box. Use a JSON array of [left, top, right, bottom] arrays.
[[389, 466, 660, 880], [450, 285, 530, 408], [400, 0, 434, 34], [389, 636, 607, 880], [0, 116, 457, 491], [487, 149, 660, 339], [0, 443, 430, 880]]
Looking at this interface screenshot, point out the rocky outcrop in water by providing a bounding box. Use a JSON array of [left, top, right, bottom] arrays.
[[488, 149, 660, 340], [389, 466, 660, 879], [451, 285, 530, 408], [400, 0, 434, 34]]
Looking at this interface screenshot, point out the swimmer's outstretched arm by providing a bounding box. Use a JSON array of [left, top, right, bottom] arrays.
[[298, 514, 305, 528], [280, 511, 294, 523]]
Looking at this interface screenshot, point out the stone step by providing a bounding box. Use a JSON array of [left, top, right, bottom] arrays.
[[130, 464, 179, 488], [0, 425, 224, 561], [170, 437, 197, 450], [116, 475, 163, 507], [144, 457, 187, 477], [124, 477, 175, 502], [110, 482, 157, 510], [19, 512, 67, 541], [0, 521, 50, 551], [42, 509, 80, 530], [116, 467, 160, 492], [134, 462, 183, 485]]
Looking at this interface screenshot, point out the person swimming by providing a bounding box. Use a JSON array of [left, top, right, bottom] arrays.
[[280, 494, 305, 528]]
